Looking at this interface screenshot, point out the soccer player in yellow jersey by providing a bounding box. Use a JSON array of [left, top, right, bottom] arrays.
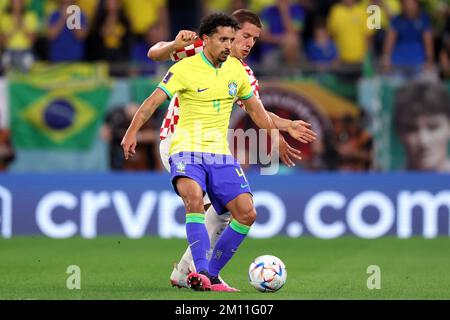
[[150, 9, 317, 290], [121, 13, 302, 292]]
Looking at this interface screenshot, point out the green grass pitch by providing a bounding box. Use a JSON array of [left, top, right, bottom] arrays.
[[1, 237, 449, 299]]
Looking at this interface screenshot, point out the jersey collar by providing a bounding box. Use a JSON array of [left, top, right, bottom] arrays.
[[201, 52, 223, 69]]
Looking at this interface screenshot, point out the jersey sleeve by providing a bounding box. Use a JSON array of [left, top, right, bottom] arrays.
[[236, 63, 260, 111], [170, 38, 204, 62], [157, 63, 184, 99], [236, 63, 254, 101]]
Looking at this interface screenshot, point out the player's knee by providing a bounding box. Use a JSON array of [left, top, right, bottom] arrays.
[[247, 209, 257, 225], [184, 198, 204, 213], [236, 208, 257, 226], [180, 192, 204, 213]]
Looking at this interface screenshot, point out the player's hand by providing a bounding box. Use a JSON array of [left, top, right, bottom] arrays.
[[174, 30, 198, 50], [121, 133, 137, 160], [276, 135, 302, 168], [287, 120, 317, 143]]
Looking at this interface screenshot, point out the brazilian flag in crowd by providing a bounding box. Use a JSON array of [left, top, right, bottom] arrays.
[[9, 63, 111, 150]]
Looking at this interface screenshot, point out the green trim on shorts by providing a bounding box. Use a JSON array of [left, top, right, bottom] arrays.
[[186, 213, 205, 224], [230, 219, 251, 235]]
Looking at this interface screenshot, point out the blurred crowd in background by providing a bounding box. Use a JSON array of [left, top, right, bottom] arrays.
[[1, 0, 449, 78], [0, 0, 450, 77], [0, 0, 450, 173]]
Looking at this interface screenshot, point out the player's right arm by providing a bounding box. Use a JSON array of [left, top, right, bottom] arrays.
[[121, 89, 167, 160], [122, 63, 185, 159], [148, 30, 198, 61]]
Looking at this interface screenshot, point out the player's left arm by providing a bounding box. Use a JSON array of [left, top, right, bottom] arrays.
[[268, 112, 317, 143], [242, 101, 317, 144], [239, 64, 316, 143], [242, 95, 302, 167]]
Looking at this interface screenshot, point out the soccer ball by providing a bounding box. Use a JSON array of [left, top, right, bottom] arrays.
[[248, 255, 287, 292]]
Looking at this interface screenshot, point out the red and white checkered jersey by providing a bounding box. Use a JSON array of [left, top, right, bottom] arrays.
[[160, 39, 260, 140], [169, 38, 205, 62], [236, 60, 260, 109]]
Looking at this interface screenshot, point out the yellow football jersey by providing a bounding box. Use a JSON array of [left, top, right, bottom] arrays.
[[158, 52, 253, 156]]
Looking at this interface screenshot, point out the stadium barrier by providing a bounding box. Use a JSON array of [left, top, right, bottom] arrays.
[[1, 172, 449, 239]]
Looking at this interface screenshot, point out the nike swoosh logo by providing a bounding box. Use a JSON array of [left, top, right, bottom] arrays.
[[189, 240, 200, 248], [240, 184, 249, 189], [197, 88, 209, 92]]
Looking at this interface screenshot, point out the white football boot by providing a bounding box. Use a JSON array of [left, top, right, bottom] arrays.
[[169, 263, 190, 288]]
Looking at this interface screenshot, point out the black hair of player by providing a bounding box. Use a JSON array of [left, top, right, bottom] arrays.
[[198, 13, 239, 39]]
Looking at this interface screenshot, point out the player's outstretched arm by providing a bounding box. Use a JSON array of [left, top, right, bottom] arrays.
[[148, 30, 198, 61], [243, 96, 302, 167], [268, 112, 317, 143], [121, 88, 167, 160]]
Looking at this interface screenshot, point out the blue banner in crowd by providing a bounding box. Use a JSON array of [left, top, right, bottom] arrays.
[[0, 173, 449, 239]]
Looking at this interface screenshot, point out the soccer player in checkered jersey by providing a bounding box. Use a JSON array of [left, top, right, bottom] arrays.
[[148, 9, 317, 289]]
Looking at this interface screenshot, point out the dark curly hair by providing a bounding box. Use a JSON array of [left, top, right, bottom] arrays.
[[198, 13, 239, 38]]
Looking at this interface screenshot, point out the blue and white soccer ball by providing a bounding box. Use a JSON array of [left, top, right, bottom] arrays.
[[248, 255, 287, 292]]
